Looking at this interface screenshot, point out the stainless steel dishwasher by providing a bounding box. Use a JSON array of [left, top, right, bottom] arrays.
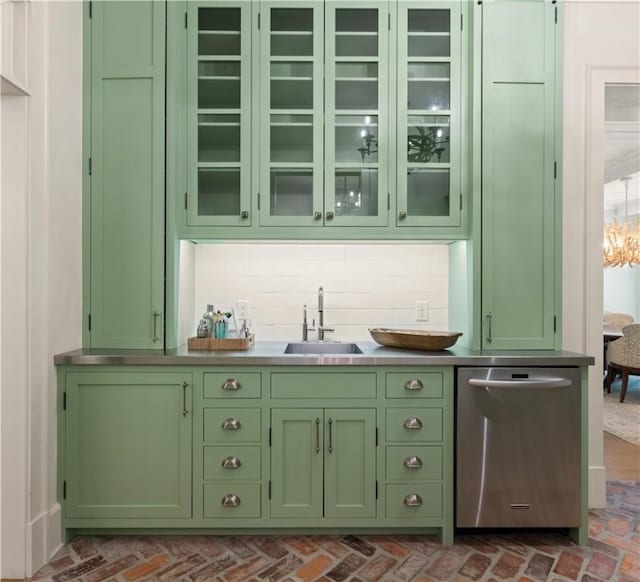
[[456, 367, 581, 528]]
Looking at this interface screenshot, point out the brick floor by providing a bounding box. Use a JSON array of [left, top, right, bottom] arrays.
[[30, 481, 639, 582]]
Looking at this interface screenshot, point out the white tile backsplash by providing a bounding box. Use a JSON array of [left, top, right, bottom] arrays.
[[186, 243, 449, 341]]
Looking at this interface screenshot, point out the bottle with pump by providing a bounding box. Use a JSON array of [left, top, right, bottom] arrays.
[[202, 304, 215, 338]]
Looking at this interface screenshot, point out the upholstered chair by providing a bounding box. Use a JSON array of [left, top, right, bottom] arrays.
[[604, 323, 640, 403]]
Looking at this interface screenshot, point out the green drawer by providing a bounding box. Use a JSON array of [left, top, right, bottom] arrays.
[[203, 408, 262, 443], [270, 373, 376, 399], [385, 372, 443, 399], [203, 446, 262, 481], [385, 483, 442, 519], [385, 408, 442, 442], [203, 372, 261, 399], [385, 446, 443, 481], [203, 483, 261, 519]]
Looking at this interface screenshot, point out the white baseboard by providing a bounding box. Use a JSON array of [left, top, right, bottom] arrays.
[[25, 503, 62, 578], [589, 465, 607, 508]]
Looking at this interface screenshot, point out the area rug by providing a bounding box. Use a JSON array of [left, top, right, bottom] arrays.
[[603, 375, 640, 446]]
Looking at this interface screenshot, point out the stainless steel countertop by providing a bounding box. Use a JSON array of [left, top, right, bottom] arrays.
[[54, 341, 594, 366]]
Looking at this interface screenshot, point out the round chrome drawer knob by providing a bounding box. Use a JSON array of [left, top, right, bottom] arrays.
[[222, 378, 241, 391], [404, 456, 423, 468], [221, 494, 241, 507], [403, 417, 423, 429], [222, 418, 241, 430], [221, 456, 241, 469], [404, 494, 423, 507], [404, 379, 424, 391]]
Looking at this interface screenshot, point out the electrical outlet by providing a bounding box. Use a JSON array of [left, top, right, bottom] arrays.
[[416, 301, 429, 322], [236, 300, 249, 321]]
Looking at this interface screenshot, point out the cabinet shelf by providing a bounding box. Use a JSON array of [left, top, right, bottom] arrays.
[[408, 77, 450, 82], [408, 32, 450, 37], [270, 76, 313, 81], [199, 122, 241, 127], [271, 122, 313, 127], [270, 31, 313, 36], [197, 56, 241, 62], [335, 77, 378, 82], [335, 31, 378, 36], [198, 76, 241, 81], [199, 30, 241, 36]]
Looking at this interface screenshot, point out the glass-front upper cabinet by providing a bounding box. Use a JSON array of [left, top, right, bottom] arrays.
[[396, 1, 462, 227], [187, 2, 252, 226], [324, 1, 390, 227], [259, 2, 324, 226]]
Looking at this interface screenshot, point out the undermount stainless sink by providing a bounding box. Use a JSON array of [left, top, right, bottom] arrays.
[[284, 342, 363, 355]]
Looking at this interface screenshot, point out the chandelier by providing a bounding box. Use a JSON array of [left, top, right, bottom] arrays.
[[603, 176, 640, 268]]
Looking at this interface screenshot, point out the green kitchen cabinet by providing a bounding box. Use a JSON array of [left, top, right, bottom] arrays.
[[86, 0, 166, 348], [63, 371, 192, 519], [186, 1, 253, 226], [270, 408, 376, 519], [396, 0, 463, 228], [480, 0, 557, 349]]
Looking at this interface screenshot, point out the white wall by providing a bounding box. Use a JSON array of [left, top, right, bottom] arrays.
[[188, 243, 449, 341], [0, 1, 82, 577], [562, 0, 640, 508]]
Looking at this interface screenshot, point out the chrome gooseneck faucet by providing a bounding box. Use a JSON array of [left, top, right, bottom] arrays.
[[317, 286, 334, 341]]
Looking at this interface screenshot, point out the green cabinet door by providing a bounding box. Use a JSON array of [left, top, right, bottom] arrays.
[[65, 372, 192, 519], [480, 0, 556, 349], [324, 1, 390, 227], [186, 1, 253, 226], [324, 408, 376, 518], [270, 408, 324, 518], [88, 0, 165, 349], [396, 1, 463, 227]]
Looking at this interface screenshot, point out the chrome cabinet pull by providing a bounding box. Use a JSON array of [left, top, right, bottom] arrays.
[[221, 456, 241, 469], [486, 312, 493, 344], [404, 493, 423, 507], [222, 378, 241, 391], [221, 494, 241, 507], [182, 382, 189, 417], [240, 210, 249, 219], [222, 418, 241, 430], [404, 378, 423, 391], [313, 211, 322, 220], [152, 310, 160, 343], [326, 211, 334, 220], [315, 418, 320, 453], [328, 418, 333, 453], [404, 456, 423, 468], [403, 417, 423, 430], [399, 211, 407, 220]]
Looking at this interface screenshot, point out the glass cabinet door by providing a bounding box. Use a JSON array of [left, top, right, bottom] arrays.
[[397, 1, 461, 227], [259, 2, 324, 226], [187, 2, 252, 226], [324, 1, 390, 227]]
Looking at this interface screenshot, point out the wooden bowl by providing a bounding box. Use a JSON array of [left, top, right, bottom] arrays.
[[369, 328, 463, 351]]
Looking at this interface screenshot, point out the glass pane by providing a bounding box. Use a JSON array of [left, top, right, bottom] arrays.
[[199, 78, 240, 109], [199, 114, 240, 163], [408, 9, 450, 33], [407, 169, 450, 216], [271, 115, 313, 163], [336, 10, 378, 57], [198, 61, 240, 77], [199, 34, 240, 56], [336, 63, 378, 110], [408, 77, 450, 111], [271, 8, 313, 57], [270, 171, 313, 216], [407, 116, 450, 163], [271, 62, 313, 109], [336, 115, 378, 163], [336, 36, 377, 57], [199, 8, 240, 31], [408, 62, 449, 80], [336, 9, 378, 32], [335, 170, 378, 217], [198, 169, 241, 216]]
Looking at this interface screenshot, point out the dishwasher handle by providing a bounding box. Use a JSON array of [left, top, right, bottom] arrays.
[[468, 377, 572, 389]]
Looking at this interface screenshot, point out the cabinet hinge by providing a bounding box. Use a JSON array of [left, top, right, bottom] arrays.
[[555, 5, 558, 23], [554, 161, 557, 179], [461, 13, 463, 30], [63, 391, 67, 411], [258, 192, 261, 210], [185, 12, 188, 29], [184, 192, 188, 210], [460, 194, 463, 211], [268, 427, 271, 446], [553, 315, 557, 333], [375, 480, 378, 499], [375, 427, 378, 446], [89, 1, 92, 19], [387, 193, 390, 211], [258, 12, 260, 30], [88, 157, 92, 176], [388, 13, 391, 30], [63, 480, 67, 499], [88, 313, 91, 331], [268, 480, 271, 499]]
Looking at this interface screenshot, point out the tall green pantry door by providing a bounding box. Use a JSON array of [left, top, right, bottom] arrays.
[[88, 1, 165, 348], [480, 0, 557, 349]]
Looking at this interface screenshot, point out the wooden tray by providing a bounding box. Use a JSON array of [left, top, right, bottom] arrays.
[[187, 334, 255, 351], [369, 328, 462, 351]]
